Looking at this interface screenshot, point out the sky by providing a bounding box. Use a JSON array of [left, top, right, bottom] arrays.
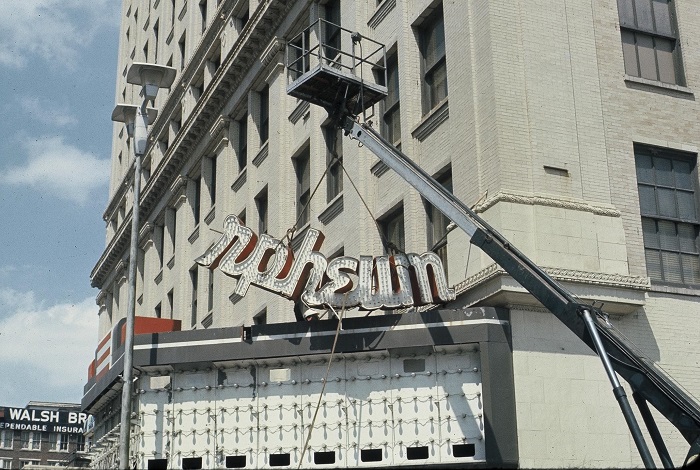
[[0, 0, 122, 408]]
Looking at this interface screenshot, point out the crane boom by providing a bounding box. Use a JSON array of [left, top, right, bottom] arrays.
[[341, 116, 700, 468]]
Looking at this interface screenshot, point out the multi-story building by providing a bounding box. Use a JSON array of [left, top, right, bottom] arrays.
[[0, 402, 90, 468], [83, 0, 700, 468]]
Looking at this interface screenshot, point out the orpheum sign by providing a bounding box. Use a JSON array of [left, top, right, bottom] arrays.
[[0, 407, 89, 434], [197, 215, 455, 310]]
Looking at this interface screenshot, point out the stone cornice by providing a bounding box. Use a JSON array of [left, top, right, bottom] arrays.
[[454, 264, 650, 297], [472, 191, 621, 217]]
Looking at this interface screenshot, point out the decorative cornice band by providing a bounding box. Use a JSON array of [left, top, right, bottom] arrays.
[[412, 99, 449, 142], [318, 194, 344, 225], [370, 160, 390, 178], [252, 142, 269, 167], [472, 191, 622, 217], [260, 36, 283, 68], [289, 100, 310, 124], [454, 263, 650, 297]]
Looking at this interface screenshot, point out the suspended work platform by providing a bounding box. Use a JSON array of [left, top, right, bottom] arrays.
[[286, 19, 387, 115]]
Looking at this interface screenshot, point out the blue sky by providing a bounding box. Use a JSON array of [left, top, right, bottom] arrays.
[[0, 1, 121, 408]]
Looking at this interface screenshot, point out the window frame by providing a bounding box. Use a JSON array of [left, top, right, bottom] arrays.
[[380, 51, 401, 147], [426, 168, 453, 278], [418, 3, 447, 114], [380, 205, 406, 255], [617, 0, 684, 85], [635, 144, 700, 286], [324, 126, 343, 202], [295, 147, 311, 227]]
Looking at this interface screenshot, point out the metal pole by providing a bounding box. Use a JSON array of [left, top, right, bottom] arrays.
[[117, 103, 147, 470], [633, 391, 674, 469], [581, 308, 656, 469]]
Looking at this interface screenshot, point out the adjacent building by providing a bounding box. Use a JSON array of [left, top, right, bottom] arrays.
[[83, 0, 700, 468], [0, 402, 90, 468]]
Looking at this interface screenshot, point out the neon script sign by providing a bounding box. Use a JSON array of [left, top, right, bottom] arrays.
[[197, 215, 455, 310]]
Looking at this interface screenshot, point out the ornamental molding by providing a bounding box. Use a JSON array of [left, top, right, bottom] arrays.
[[260, 36, 283, 68], [472, 191, 621, 217], [454, 263, 650, 297], [368, 0, 397, 30]]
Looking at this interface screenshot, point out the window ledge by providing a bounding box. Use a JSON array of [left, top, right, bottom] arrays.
[[318, 194, 344, 225], [291, 223, 311, 252], [231, 168, 247, 192], [648, 282, 700, 297], [154, 270, 163, 285], [204, 205, 216, 226], [167, 255, 175, 270], [412, 98, 449, 141], [253, 142, 269, 167], [624, 75, 693, 96], [289, 100, 310, 124], [368, 0, 396, 30], [189, 225, 200, 244], [371, 160, 390, 178]]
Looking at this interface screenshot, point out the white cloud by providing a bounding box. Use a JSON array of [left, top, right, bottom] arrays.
[[0, 0, 119, 69], [1, 135, 109, 204], [19, 96, 78, 127], [0, 289, 98, 407]]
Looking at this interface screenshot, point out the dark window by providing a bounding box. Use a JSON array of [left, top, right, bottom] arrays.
[[207, 269, 214, 313], [158, 224, 165, 268], [323, 0, 341, 65], [190, 266, 198, 327], [259, 86, 269, 144], [155, 302, 162, 318], [380, 52, 401, 147], [193, 176, 201, 225], [289, 29, 311, 80], [325, 126, 343, 201], [167, 290, 174, 319], [635, 145, 699, 285], [254, 308, 267, 325], [381, 205, 405, 254], [419, 4, 447, 113], [209, 155, 217, 206], [618, 0, 683, 84], [153, 20, 159, 62], [237, 114, 248, 172], [256, 188, 268, 234], [295, 147, 311, 226], [199, 0, 207, 33], [426, 168, 453, 278], [178, 32, 186, 71]]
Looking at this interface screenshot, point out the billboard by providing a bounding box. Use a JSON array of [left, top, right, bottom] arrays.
[[0, 406, 90, 434]]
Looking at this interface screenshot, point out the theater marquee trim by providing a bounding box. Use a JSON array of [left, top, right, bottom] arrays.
[[197, 215, 455, 310]]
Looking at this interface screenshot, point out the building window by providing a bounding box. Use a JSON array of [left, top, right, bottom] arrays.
[[295, 147, 311, 226], [167, 289, 174, 319], [256, 188, 269, 235], [193, 175, 202, 226], [190, 266, 199, 327], [199, 0, 207, 33], [178, 31, 187, 70], [325, 126, 343, 202], [426, 168, 453, 277], [380, 51, 401, 147], [208, 155, 217, 207], [76, 434, 86, 452], [20, 461, 40, 469], [419, 4, 447, 114], [380, 205, 405, 254], [207, 269, 214, 313], [237, 114, 248, 172], [323, 0, 341, 65], [153, 20, 160, 63], [0, 431, 12, 449], [20, 432, 40, 450], [155, 302, 162, 318], [254, 308, 267, 325], [49, 433, 69, 451], [635, 145, 699, 285], [259, 86, 269, 145], [618, 0, 683, 85], [0, 458, 12, 469]]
